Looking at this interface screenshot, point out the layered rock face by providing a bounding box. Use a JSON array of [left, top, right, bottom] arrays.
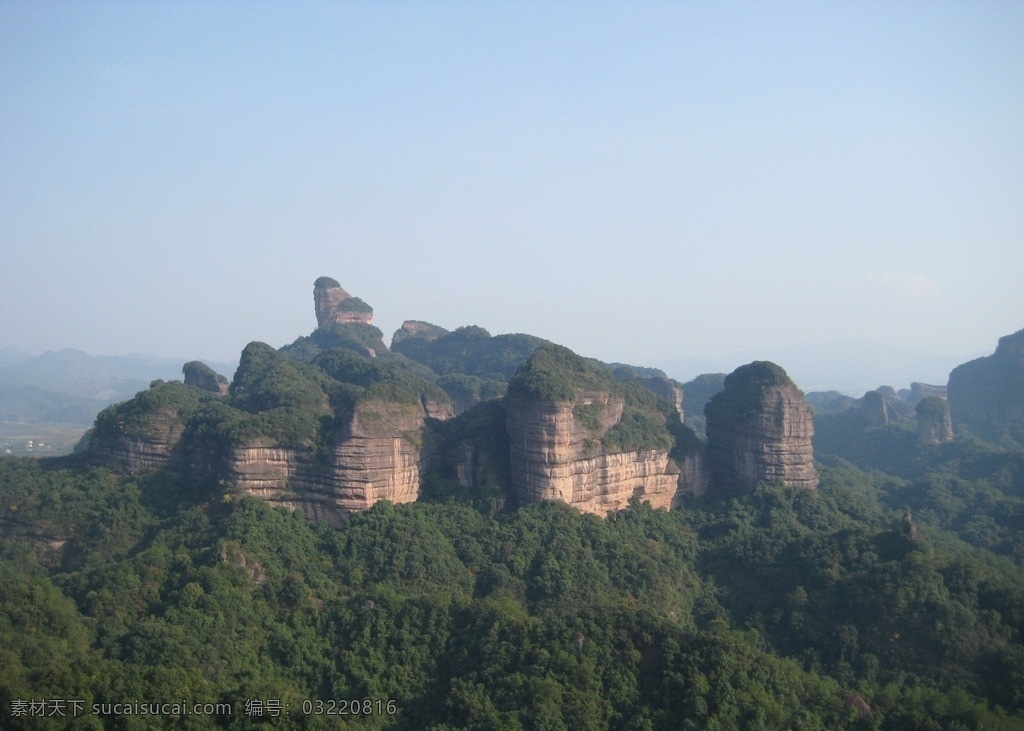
[[505, 390, 705, 514], [89, 406, 186, 474], [91, 334, 456, 524], [87, 381, 204, 474], [916, 396, 954, 446], [226, 399, 450, 526], [705, 361, 818, 494], [314, 276, 373, 327]]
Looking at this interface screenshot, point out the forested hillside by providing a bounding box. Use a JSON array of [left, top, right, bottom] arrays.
[[3, 300, 1023, 729], [2, 440, 1022, 729]]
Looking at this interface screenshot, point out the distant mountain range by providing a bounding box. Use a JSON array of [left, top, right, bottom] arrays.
[[0, 348, 236, 425], [656, 340, 977, 396]]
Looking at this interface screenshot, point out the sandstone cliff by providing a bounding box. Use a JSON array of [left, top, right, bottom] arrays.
[[627, 374, 684, 418], [88, 380, 208, 474], [506, 392, 699, 512], [281, 278, 389, 359], [904, 382, 946, 406], [91, 339, 455, 524], [505, 344, 707, 514], [90, 406, 186, 473], [225, 399, 446, 526], [705, 361, 818, 494], [916, 396, 954, 446]]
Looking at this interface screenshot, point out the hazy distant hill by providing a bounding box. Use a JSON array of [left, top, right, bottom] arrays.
[[658, 340, 976, 396], [0, 383, 109, 424], [0, 348, 235, 399], [0, 346, 32, 369], [0, 348, 235, 455]]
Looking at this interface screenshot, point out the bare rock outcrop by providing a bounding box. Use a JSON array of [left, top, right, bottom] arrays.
[[916, 396, 953, 445], [505, 344, 707, 514], [392, 320, 450, 347], [87, 380, 205, 474], [314, 276, 373, 327], [226, 399, 445, 526], [705, 361, 818, 494], [506, 392, 687, 512], [89, 406, 186, 473]]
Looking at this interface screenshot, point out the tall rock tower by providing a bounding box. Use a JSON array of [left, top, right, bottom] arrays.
[[916, 396, 954, 445], [705, 361, 818, 494]]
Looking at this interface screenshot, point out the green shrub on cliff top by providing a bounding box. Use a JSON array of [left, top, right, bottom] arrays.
[[705, 360, 794, 423], [224, 342, 331, 447], [393, 325, 547, 381], [507, 343, 616, 402], [313, 349, 449, 407], [509, 346, 679, 453], [916, 395, 950, 419], [280, 322, 388, 361], [231, 343, 328, 413], [335, 296, 373, 313], [93, 379, 211, 441]]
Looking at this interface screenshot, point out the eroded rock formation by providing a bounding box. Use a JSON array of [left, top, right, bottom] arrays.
[[226, 399, 449, 526], [87, 381, 203, 474], [705, 361, 818, 494], [89, 406, 187, 474], [504, 345, 708, 513], [314, 276, 373, 327], [916, 396, 953, 445], [506, 392, 698, 513], [632, 375, 685, 418], [905, 382, 946, 406]]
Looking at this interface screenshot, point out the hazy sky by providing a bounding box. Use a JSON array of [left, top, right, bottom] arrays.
[[2, 2, 1022, 386]]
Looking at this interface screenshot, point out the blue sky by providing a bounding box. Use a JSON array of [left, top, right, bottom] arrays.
[[2, 2, 1022, 392]]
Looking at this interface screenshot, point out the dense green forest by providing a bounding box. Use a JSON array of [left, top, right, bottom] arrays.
[[3, 322, 1024, 729], [2, 431, 1023, 729]]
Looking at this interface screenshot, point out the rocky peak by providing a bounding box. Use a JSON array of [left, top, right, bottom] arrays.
[[916, 396, 954, 446], [392, 320, 450, 347], [705, 361, 819, 494], [860, 389, 890, 426], [314, 276, 373, 328]]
